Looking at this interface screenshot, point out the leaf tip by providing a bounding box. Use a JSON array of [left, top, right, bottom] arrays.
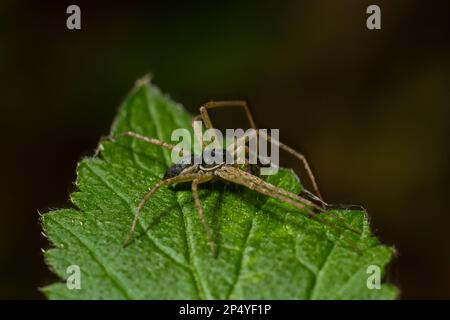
[[135, 73, 153, 88]]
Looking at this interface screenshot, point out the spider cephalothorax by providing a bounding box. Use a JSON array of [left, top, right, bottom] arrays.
[[163, 148, 232, 179], [109, 101, 362, 256]]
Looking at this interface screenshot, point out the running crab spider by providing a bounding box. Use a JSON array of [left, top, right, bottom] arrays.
[[110, 101, 363, 256]]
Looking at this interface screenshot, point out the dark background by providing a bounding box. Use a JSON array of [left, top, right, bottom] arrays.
[[1, 0, 449, 299]]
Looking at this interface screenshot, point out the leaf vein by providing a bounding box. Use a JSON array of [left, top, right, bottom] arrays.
[[308, 239, 337, 299], [86, 164, 189, 270], [226, 218, 254, 299], [49, 217, 133, 299], [177, 200, 206, 299]]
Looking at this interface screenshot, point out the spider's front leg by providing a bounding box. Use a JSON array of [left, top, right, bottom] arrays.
[[215, 166, 361, 238], [95, 131, 185, 158]]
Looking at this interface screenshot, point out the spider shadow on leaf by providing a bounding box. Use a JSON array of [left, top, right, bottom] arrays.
[[168, 181, 228, 256], [124, 202, 180, 246]]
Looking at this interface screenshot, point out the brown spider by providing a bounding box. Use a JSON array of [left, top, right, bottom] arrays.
[[110, 101, 362, 256]]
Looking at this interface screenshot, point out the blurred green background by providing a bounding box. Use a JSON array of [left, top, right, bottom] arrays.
[[1, 0, 449, 299]]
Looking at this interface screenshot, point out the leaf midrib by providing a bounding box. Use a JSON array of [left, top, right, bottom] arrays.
[[128, 87, 212, 298]]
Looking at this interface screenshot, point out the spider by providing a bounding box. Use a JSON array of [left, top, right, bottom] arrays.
[[109, 101, 362, 255]]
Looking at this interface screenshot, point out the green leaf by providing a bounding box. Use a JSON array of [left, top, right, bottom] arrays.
[[41, 77, 398, 299]]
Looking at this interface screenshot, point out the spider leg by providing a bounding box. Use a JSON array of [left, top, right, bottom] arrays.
[[215, 166, 362, 251], [191, 115, 206, 150], [102, 131, 181, 154], [191, 176, 216, 256], [197, 102, 259, 170], [123, 173, 200, 247], [192, 114, 203, 123], [225, 130, 258, 167], [197, 102, 322, 199], [258, 130, 322, 200], [115, 131, 176, 150], [199, 100, 256, 129], [302, 188, 328, 207], [194, 101, 254, 151], [267, 183, 360, 235], [247, 173, 361, 236]]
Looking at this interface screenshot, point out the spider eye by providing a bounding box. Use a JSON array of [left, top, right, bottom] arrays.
[[202, 148, 229, 167]]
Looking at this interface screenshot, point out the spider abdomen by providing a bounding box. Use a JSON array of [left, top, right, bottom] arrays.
[[163, 155, 201, 179]]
